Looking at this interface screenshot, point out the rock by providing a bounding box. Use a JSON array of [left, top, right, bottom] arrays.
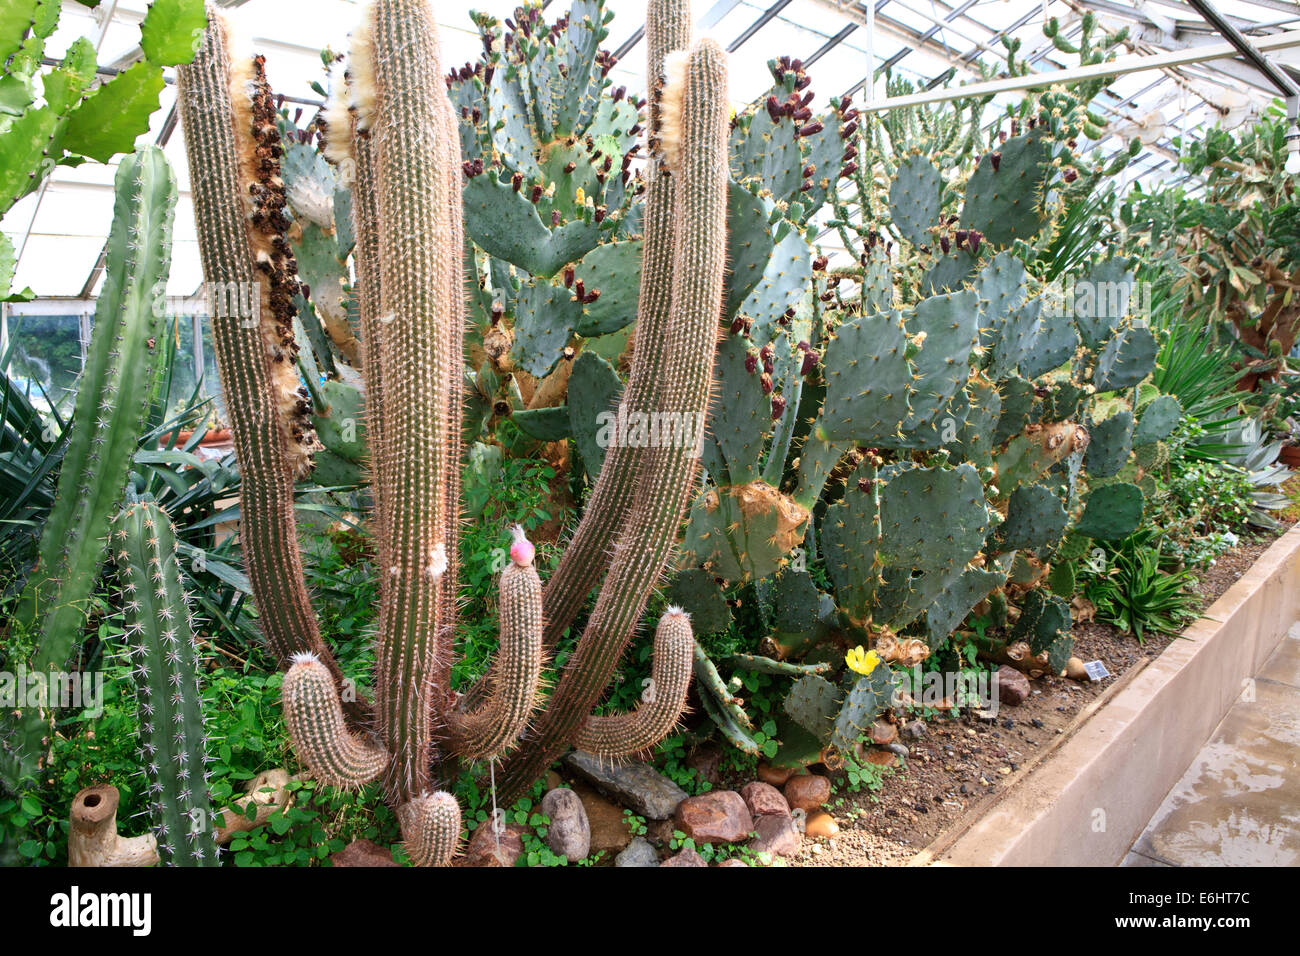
[[783, 773, 831, 811], [464, 822, 524, 867], [564, 750, 688, 820], [749, 812, 801, 857], [1065, 656, 1089, 681], [901, 719, 927, 741], [757, 762, 795, 786], [996, 664, 1031, 706], [887, 743, 909, 758], [716, 858, 749, 867], [645, 817, 676, 846], [660, 846, 707, 867], [740, 781, 790, 818], [330, 838, 398, 867], [544, 770, 563, 791], [864, 749, 898, 767], [871, 719, 897, 746], [574, 783, 632, 854], [686, 741, 724, 787], [804, 810, 839, 839], [674, 791, 753, 844], [615, 837, 659, 867], [540, 788, 590, 861]]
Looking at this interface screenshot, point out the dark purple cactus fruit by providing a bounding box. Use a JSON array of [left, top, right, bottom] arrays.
[[594, 206, 607, 223], [840, 161, 857, 178], [766, 95, 781, 122], [812, 255, 827, 271], [530, 184, 543, 203], [990, 152, 1002, 172], [562, 265, 574, 288], [968, 230, 983, 255], [800, 348, 818, 377], [760, 343, 775, 374], [770, 394, 787, 419], [729, 314, 746, 335], [939, 235, 951, 254], [797, 121, 823, 138], [745, 351, 759, 375], [760, 372, 774, 394], [840, 120, 858, 139], [512, 171, 523, 191], [1063, 167, 1078, 183]]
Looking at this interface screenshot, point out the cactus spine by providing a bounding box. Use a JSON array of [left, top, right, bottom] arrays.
[[113, 501, 219, 866]]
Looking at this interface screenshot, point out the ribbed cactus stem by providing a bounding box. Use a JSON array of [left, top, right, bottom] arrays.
[[176, 8, 344, 686], [446, 528, 545, 760], [359, 0, 461, 800], [7, 146, 175, 785], [326, 76, 389, 557], [22, 147, 174, 672], [538, 0, 691, 647], [281, 654, 387, 789], [575, 608, 694, 757], [499, 37, 730, 800], [396, 791, 461, 867], [113, 501, 218, 867]]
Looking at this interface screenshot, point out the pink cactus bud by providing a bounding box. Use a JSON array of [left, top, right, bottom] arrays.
[[509, 525, 535, 567]]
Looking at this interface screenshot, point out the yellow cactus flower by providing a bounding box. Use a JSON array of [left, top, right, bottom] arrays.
[[575, 186, 585, 205], [845, 645, 881, 676]]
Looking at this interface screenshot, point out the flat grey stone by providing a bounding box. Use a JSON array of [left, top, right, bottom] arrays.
[[563, 750, 689, 820]]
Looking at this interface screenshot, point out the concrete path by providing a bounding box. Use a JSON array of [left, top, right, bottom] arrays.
[[1122, 622, 1300, 866]]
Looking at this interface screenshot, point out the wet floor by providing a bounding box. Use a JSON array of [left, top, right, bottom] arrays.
[[1122, 623, 1300, 866]]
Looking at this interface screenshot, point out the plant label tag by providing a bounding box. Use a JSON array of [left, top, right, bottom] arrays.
[[1084, 660, 1111, 681]]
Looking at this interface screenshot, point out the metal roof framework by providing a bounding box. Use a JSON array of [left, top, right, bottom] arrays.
[[4, 0, 1300, 303]]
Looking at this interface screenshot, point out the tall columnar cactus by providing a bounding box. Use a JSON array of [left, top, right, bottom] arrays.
[[499, 24, 731, 799], [537, 0, 689, 647], [2, 147, 175, 789], [113, 501, 219, 867], [176, 12, 338, 689], [179, 0, 719, 864]]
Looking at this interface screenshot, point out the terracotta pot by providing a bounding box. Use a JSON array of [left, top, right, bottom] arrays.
[[1279, 443, 1300, 468]]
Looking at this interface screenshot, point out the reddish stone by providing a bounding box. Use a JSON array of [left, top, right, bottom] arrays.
[[673, 791, 754, 844], [757, 762, 795, 786], [740, 780, 791, 818], [660, 847, 708, 867], [749, 812, 801, 857], [330, 838, 398, 867], [996, 665, 1031, 706], [464, 822, 525, 867], [784, 773, 831, 811]]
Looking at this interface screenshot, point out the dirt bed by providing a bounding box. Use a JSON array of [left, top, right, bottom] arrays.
[[786, 525, 1290, 867]]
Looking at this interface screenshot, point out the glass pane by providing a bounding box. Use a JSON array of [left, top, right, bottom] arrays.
[[4, 313, 83, 416]]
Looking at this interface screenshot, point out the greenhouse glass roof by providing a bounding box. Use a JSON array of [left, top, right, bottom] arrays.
[[4, 0, 1300, 301]]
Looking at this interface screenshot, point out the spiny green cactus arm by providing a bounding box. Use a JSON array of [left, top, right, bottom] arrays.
[[574, 607, 693, 757], [499, 36, 730, 800], [359, 0, 461, 800], [445, 529, 545, 760], [396, 791, 461, 867], [281, 654, 387, 789], [538, 0, 691, 648], [113, 501, 218, 867], [175, 9, 341, 684], [21, 147, 174, 673]]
